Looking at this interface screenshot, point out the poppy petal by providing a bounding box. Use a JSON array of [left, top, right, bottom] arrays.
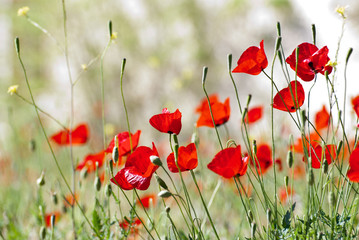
[[273, 81, 305, 112]]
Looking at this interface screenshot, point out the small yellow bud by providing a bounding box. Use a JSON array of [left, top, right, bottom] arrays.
[[336, 6, 347, 18], [326, 60, 338, 68], [17, 7, 30, 16], [7, 85, 19, 95], [110, 32, 118, 40], [81, 64, 88, 71]]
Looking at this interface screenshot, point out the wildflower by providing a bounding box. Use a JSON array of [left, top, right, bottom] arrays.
[[315, 105, 330, 131], [149, 108, 182, 135], [76, 150, 105, 173], [50, 123, 89, 145], [232, 40, 268, 75], [196, 94, 230, 127], [167, 143, 198, 173], [305, 144, 337, 169], [251, 143, 273, 175], [105, 130, 141, 157], [207, 145, 248, 178], [63, 193, 78, 208], [111, 32, 118, 40], [279, 187, 294, 204], [273, 81, 305, 112], [292, 132, 320, 154], [347, 148, 359, 182], [336, 6, 347, 18], [351, 95, 359, 118], [245, 106, 263, 124], [17, 6, 30, 16], [286, 42, 333, 81], [7, 85, 19, 95], [137, 194, 156, 209], [119, 217, 142, 234], [44, 211, 61, 228], [110, 143, 159, 190]]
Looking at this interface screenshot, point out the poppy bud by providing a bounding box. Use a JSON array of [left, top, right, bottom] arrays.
[[112, 146, 119, 163], [336, 140, 343, 157], [158, 190, 172, 198], [287, 150, 294, 168], [252, 140, 257, 155], [275, 37, 282, 51], [311, 24, 316, 45], [227, 54, 232, 72], [266, 208, 272, 223], [191, 131, 199, 146], [29, 139, 36, 152], [105, 183, 112, 197], [284, 176, 289, 188], [276, 22, 281, 36], [108, 20, 112, 39], [300, 109, 306, 126], [37, 171, 45, 187], [246, 94, 252, 107], [247, 210, 253, 223], [328, 191, 335, 207], [322, 159, 328, 174], [155, 174, 168, 190], [202, 66, 208, 86], [251, 222, 257, 238], [121, 58, 126, 73], [277, 50, 283, 65], [150, 155, 162, 167], [109, 159, 114, 174], [346, 48, 353, 65], [52, 192, 58, 205], [15, 37, 20, 54], [165, 206, 171, 213], [80, 168, 88, 179], [94, 176, 101, 191], [308, 169, 314, 186], [39, 226, 46, 239], [51, 214, 56, 228]]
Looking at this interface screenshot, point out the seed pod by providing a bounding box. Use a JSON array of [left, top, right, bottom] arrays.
[[150, 155, 162, 167], [94, 176, 101, 191], [155, 174, 168, 190], [287, 150, 294, 168], [105, 183, 112, 197], [158, 190, 172, 198], [39, 226, 46, 239]]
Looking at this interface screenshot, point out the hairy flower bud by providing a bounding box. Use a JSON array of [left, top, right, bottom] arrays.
[[39, 226, 46, 239], [287, 150, 294, 168], [158, 190, 172, 198], [37, 171, 45, 187], [105, 183, 112, 197], [155, 174, 168, 190], [94, 176, 101, 191], [112, 146, 119, 163], [150, 155, 162, 167], [308, 169, 314, 186]]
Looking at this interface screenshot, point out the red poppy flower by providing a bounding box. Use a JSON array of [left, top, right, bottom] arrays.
[[50, 123, 89, 145], [167, 143, 198, 173], [137, 194, 156, 209], [64, 193, 78, 208], [251, 144, 273, 175], [196, 94, 230, 127], [279, 187, 294, 204], [273, 81, 305, 112], [286, 42, 332, 81], [232, 40, 268, 75], [76, 150, 105, 173], [352, 95, 359, 119], [245, 106, 263, 124], [347, 148, 359, 182], [292, 132, 321, 154], [119, 217, 142, 234], [207, 145, 248, 178], [44, 211, 61, 228], [315, 105, 330, 131], [149, 108, 182, 135], [110, 143, 159, 191], [305, 144, 337, 169]]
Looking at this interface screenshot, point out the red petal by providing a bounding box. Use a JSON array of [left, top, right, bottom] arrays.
[[196, 97, 230, 127], [207, 146, 243, 178], [149, 109, 182, 135], [50, 123, 89, 145], [110, 169, 134, 190], [105, 130, 141, 155], [273, 81, 305, 112], [315, 105, 330, 130], [76, 150, 105, 172], [167, 143, 198, 173], [232, 40, 268, 75], [245, 106, 263, 124]]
